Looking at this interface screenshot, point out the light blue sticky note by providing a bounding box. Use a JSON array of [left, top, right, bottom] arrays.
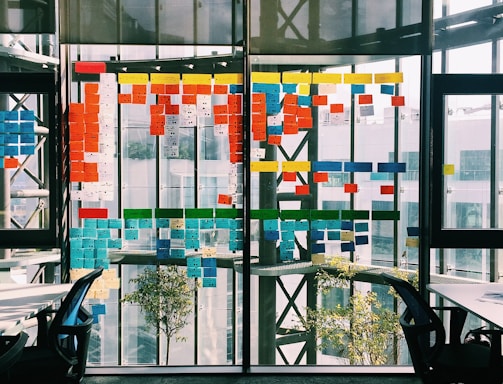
[[281, 230, 295, 241], [185, 239, 200, 249], [381, 84, 394, 95], [263, 219, 278, 231], [107, 238, 122, 248], [171, 229, 185, 239], [108, 219, 123, 229], [185, 229, 199, 240], [82, 228, 97, 238], [70, 227, 83, 238], [326, 220, 341, 229], [215, 218, 230, 228], [82, 238, 95, 248], [295, 220, 309, 231], [94, 239, 107, 249], [97, 229, 111, 239], [229, 240, 243, 251], [125, 219, 139, 229], [71, 248, 84, 260], [170, 248, 185, 259], [280, 250, 294, 261], [156, 218, 170, 228], [351, 84, 365, 94], [230, 230, 243, 241], [124, 229, 139, 240], [327, 231, 341, 240], [355, 222, 369, 232], [282, 83, 297, 94], [138, 218, 153, 229], [95, 248, 108, 259], [84, 218, 97, 228], [185, 219, 199, 229], [70, 258, 84, 269], [280, 240, 295, 251], [199, 219, 214, 229], [202, 277, 217, 288], [229, 219, 243, 230], [187, 267, 202, 278], [70, 239, 83, 249], [311, 220, 326, 230], [187, 257, 202, 268], [84, 258, 95, 269], [297, 95, 311, 106], [280, 220, 295, 231]]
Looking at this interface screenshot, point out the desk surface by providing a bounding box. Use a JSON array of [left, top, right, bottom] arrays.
[[428, 283, 503, 328], [0, 283, 72, 335]]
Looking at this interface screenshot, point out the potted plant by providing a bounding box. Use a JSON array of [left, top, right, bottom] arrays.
[[122, 265, 198, 364]]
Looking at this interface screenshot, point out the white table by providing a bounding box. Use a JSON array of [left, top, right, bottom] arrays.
[[428, 283, 503, 328], [0, 283, 72, 335]]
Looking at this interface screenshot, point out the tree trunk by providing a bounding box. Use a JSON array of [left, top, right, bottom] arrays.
[[165, 334, 170, 365]]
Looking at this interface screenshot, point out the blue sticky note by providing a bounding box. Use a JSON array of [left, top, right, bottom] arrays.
[[157, 239, 170, 249], [108, 219, 122, 229], [381, 84, 394, 95], [280, 240, 295, 251], [84, 219, 97, 228], [351, 84, 365, 94], [20, 145, 34, 155], [5, 122, 19, 133], [70, 227, 83, 238], [156, 248, 170, 259], [377, 162, 406, 173], [202, 277, 217, 288], [171, 229, 185, 239], [344, 162, 373, 172], [280, 250, 294, 261], [187, 267, 202, 278], [281, 230, 295, 241], [407, 227, 420, 236], [326, 220, 341, 229], [266, 93, 280, 104], [341, 242, 355, 252], [312, 161, 342, 172], [20, 121, 34, 132], [200, 219, 214, 229], [70, 239, 83, 249], [20, 133, 35, 144], [156, 218, 170, 228], [107, 238, 122, 248], [263, 219, 278, 231], [185, 219, 199, 229], [185, 229, 199, 240], [266, 103, 281, 114], [20, 110, 35, 121], [341, 221, 353, 230], [185, 239, 200, 249], [327, 231, 340, 240], [94, 239, 107, 249], [311, 243, 325, 254], [202, 257, 217, 268], [169, 248, 185, 259], [297, 95, 311, 106], [187, 257, 202, 268], [265, 84, 281, 94], [70, 257, 84, 269], [4, 145, 18, 156], [311, 230, 324, 240], [282, 84, 297, 94], [229, 84, 243, 94], [203, 267, 217, 277], [355, 222, 369, 232], [125, 219, 139, 229], [267, 125, 283, 135], [215, 218, 230, 228], [124, 229, 139, 240], [355, 235, 369, 245], [295, 220, 309, 231], [264, 230, 279, 241], [139, 218, 153, 229], [92, 304, 106, 315]]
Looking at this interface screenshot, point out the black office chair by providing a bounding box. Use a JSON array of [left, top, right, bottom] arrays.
[[0, 332, 28, 382], [381, 272, 503, 384], [10, 267, 103, 384]]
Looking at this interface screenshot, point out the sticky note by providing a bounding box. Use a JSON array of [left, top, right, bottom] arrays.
[[374, 72, 403, 84], [443, 164, 455, 175], [344, 73, 373, 84]]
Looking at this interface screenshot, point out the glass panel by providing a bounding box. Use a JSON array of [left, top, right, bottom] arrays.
[[443, 95, 493, 230], [0, 0, 55, 33], [60, 0, 240, 45]]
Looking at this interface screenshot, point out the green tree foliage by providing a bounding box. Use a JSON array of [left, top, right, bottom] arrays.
[[122, 265, 198, 364]]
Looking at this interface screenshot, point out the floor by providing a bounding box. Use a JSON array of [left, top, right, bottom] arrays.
[[83, 373, 422, 384]]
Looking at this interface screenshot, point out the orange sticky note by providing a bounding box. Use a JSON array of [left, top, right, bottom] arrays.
[[150, 83, 165, 94], [283, 172, 296, 182], [118, 93, 132, 104], [391, 96, 405, 107], [183, 84, 197, 95], [85, 93, 100, 104], [218, 194, 233, 205], [69, 103, 85, 114], [151, 114, 165, 125], [359, 94, 373, 105], [158, 95, 171, 104], [268, 135, 282, 146], [284, 94, 298, 106], [70, 171, 84, 182], [312, 95, 328, 106], [84, 113, 99, 123], [84, 83, 99, 94], [214, 114, 228, 125], [4, 157, 18, 168], [313, 172, 329, 183], [252, 93, 266, 103], [85, 103, 100, 114], [132, 84, 147, 95], [69, 151, 84, 161], [295, 185, 310, 195], [230, 153, 243, 163], [252, 103, 266, 113], [253, 130, 266, 141], [330, 103, 344, 113], [71, 161, 85, 172], [182, 95, 197, 104], [298, 117, 313, 128], [84, 162, 98, 174], [70, 141, 84, 152], [165, 84, 180, 94], [84, 140, 99, 152], [283, 123, 299, 134], [150, 104, 164, 114], [381, 185, 395, 194], [197, 84, 212, 95], [150, 124, 165, 136], [165, 104, 180, 115], [84, 172, 99, 182], [132, 94, 147, 104], [344, 183, 358, 193], [214, 84, 228, 94], [297, 107, 311, 118], [283, 104, 298, 115], [85, 123, 99, 133], [214, 105, 228, 115]]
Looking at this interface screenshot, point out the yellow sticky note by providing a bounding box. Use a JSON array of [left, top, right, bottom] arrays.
[[252, 72, 281, 84], [282, 161, 311, 172], [443, 164, 455, 175], [104, 278, 121, 290], [311, 254, 326, 265], [282, 72, 312, 84], [374, 72, 404, 84], [341, 231, 355, 241], [171, 218, 185, 229], [202, 247, 217, 257], [250, 161, 279, 172], [118, 73, 149, 84], [102, 268, 117, 279], [182, 73, 212, 85], [312, 73, 342, 84], [343, 73, 373, 84], [214, 73, 243, 85], [405, 237, 419, 248], [298, 84, 311, 95], [150, 73, 180, 84]]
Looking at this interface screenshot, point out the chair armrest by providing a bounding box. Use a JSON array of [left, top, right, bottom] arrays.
[[468, 328, 503, 367], [432, 306, 468, 345]]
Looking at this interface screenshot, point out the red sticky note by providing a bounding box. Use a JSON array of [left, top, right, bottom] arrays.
[[4, 157, 18, 168], [283, 172, 296, 182], [218, 194, 233, 205], [165, 104, 180, 115], [391, 96, 405, 107], [78, 208, 108, 219], [313, 172, 329, 183], [330, 103, 344, 113], [344, 183, 358, 193], [381, 185, 395, 194], [359, 94, 373, 105], [295, 185, 310, 195], [75, 61, 106, 74]]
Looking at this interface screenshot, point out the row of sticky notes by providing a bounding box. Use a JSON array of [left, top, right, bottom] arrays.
[[70, 268, 120, 300], [250, 161, 406, 173], [0, 110, 36, 168], [251, 72, 403, 85]]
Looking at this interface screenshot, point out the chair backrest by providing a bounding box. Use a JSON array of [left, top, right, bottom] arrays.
[[0, 332, 28, 378], [381, 273, 446, 378]]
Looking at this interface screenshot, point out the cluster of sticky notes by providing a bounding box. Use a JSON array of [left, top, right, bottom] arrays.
[[69, 73, 116, 201], [405, 226, 420, 248], [186, 249, 217, 287], [70, 267, 120, 301], [0, 110, 36, 168], [251, 160, 406, 195]]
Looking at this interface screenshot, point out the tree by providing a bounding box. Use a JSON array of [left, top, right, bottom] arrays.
[[122, 265, 198, 364], [298, 256, 405, 365]]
